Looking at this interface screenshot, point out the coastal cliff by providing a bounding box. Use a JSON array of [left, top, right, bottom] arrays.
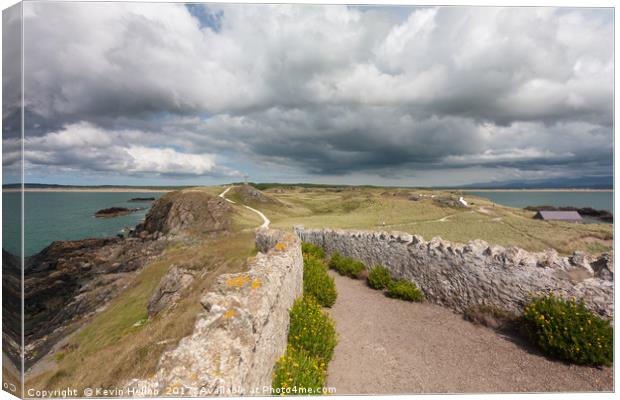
[[13, 190, 232, 368]]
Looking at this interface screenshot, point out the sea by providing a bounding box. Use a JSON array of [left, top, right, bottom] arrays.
[[2, 191, 164, 256], [467, 191, 613, 213]]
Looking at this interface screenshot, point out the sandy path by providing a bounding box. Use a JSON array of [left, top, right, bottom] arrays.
[[326, 272, 612, 394], [219, 186, 270, 228]]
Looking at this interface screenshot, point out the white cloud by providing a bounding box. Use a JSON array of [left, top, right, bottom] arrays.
[[3, 3, 612, 185], [23, 122, 224, 177]]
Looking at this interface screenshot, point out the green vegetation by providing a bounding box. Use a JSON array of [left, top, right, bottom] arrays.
[[272, 346, 326, 394], [303, 256, 337, 308], [302, 242, 326, 259], [367, 266, 392, 290], [260, 186, 612, 256], [329, 252, 366, 278], [288, 296, 338, 363], [273, 244, 338, 395], [522, 295, 613, 366], [386, 279, 424, 302]]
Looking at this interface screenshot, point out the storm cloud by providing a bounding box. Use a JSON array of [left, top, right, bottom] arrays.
[[3, 3, 613, 185]]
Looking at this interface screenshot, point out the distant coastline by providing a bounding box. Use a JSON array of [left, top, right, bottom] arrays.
[[462, 189, 613, 193], [3, 188, 173, 193], [2, 186, 612, 193]]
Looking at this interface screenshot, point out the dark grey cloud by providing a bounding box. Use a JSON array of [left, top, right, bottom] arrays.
[[2, 3, 613, 185]]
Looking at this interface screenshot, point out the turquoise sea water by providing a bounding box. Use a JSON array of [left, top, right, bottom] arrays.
[[2, 192, 163, 256], [468, 191, 614, 213]]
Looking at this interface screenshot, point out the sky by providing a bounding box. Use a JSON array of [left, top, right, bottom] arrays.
[[1, 3, 614, 187]]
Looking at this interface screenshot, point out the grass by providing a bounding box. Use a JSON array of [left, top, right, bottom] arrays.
[[303, 256, 337, 308], [254, 187, 613, 256], [329, 252, 366, 278], [367, 266, 392, 290], [386, 279, 424, 302], [26, 231, 256, 392]]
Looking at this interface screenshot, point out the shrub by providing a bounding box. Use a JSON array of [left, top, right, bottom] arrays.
[[522, 294, 613, 366], [303, 257, 337, 307], [329, 252, 365, 278], [367, 266, 392, 290], [288, 296, 337, 363], [272, 346, 326, 395], [302, 242, 325, 260], [386, 279, 424, 302]]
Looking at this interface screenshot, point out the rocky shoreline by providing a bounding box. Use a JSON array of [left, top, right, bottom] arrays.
[[94, 206, 145, 218], [3, 190, 233, 370]]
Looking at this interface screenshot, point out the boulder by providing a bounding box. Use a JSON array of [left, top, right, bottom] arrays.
[[147, 266, 195, 318]]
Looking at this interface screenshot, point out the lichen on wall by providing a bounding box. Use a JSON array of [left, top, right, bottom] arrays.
[[127, 229, 303, 396]]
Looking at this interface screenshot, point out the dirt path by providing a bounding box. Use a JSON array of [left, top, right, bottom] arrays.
[[326, 272, 612, 394], [219, 186, 270, 228]]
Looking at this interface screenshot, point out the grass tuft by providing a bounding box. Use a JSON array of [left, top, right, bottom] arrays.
[[386, 279, 424, 302]]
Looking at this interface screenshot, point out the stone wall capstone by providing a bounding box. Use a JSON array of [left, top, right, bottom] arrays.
[[127, 229, 303, 396], [294, 227, 613, 319]]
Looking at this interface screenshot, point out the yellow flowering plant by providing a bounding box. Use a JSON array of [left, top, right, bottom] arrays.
[[522, 294, 612, 366]]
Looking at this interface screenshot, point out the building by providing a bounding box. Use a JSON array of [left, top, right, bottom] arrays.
[[533, 210, 583, 223]]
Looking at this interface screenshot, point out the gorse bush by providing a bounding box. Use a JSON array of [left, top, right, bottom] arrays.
[[303, 256, 337, 307], [272, 346, 326, 394], [386, 279, 424, 302], [522, 294, 613, 366], [288, 296, 338, 363], [329, 252, 365, 279], [367, 266, 392, 290], [272, 241, 338, 395], [302, 242, 325, 260]]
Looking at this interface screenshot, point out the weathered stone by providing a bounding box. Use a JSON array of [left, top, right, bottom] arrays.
[[147, 266, 196, 318], [294, 227, 613, 319], [127, 229, 303, 396]]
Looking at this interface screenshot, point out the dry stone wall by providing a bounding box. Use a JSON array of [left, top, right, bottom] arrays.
[[295, 227, 613, 319], [127, 229, 303, 396]]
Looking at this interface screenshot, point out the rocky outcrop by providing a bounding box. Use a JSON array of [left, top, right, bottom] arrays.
[[128, 197, 156, 202], [23, 238, 166, 367], [295, 227, 613, 319], [127, 229, 303, 396], [3, 250, 22, 368], [147, 266, 196, 318], [94, 206, 145, 218], [137, 190, 231, 238], [231, 185, 280, 205]]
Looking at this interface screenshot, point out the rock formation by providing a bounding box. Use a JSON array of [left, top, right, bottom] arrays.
[[136, 190, 231, 238], [295, 227, 613, 319], [23, 237, 166, 367], [94, 207, 145, 218], [128, 197, 156, 202], [147, 266, 196, 318]]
